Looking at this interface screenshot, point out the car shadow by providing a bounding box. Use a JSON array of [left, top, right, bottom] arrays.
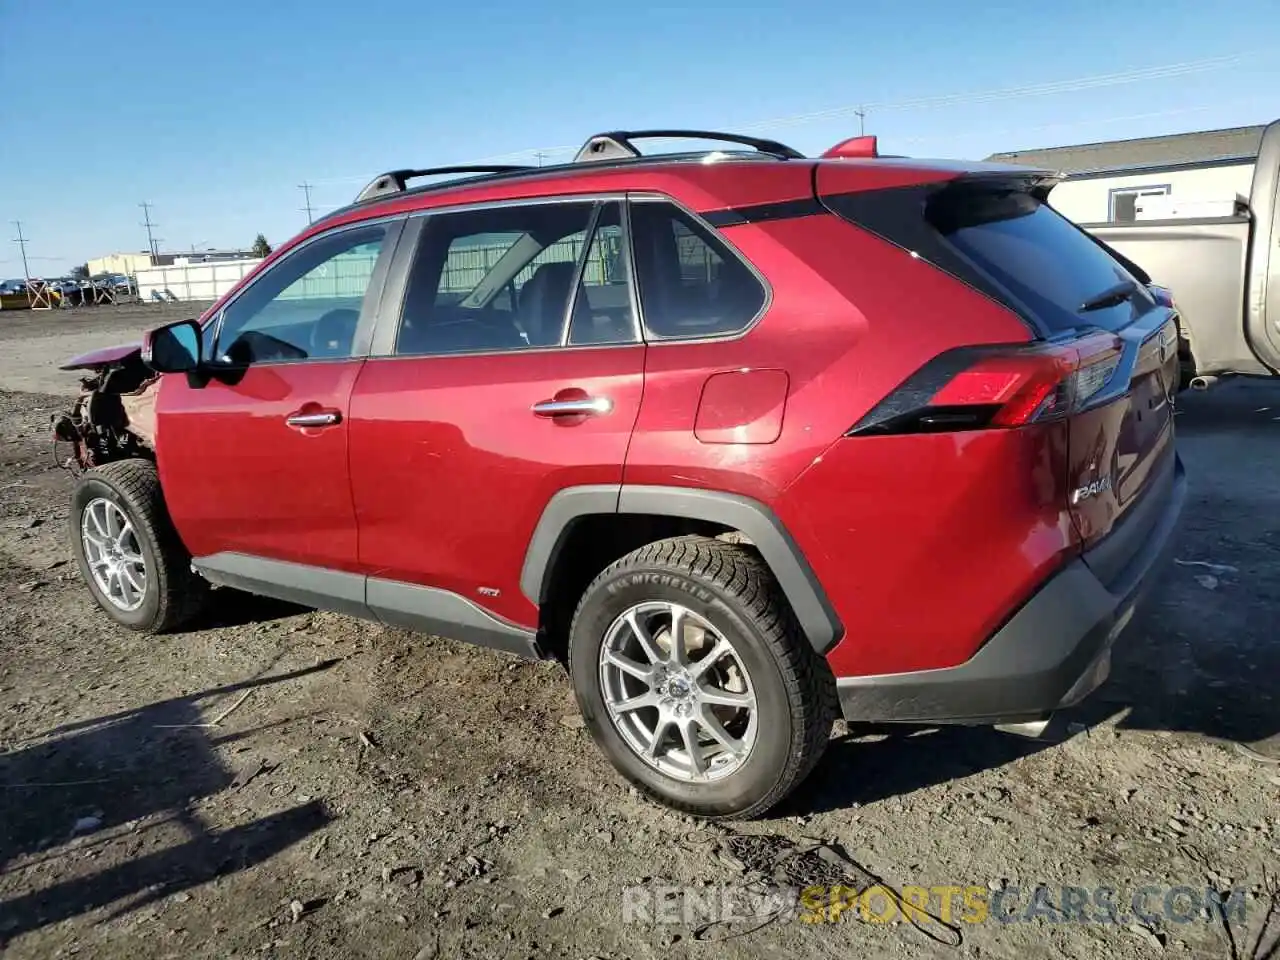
[[784, 379, 1280, 817], [1104, 380, 1280, 748], [784, 723, 1048, 816], [187, 586, 309, 630], [0, 662, 337, 944]]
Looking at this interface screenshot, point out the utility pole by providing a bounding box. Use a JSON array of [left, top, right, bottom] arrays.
[[855, 106, 867, 136], [139, 202, 159, 262], [11, 220, 31, 280], [299, 182, 315, 224], [534, 151, 548, 168]]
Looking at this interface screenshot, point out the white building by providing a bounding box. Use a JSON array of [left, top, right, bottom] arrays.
[[987, 124, 1265, 224], [87, 248, 256, 277], [87, 252, 158, 277]]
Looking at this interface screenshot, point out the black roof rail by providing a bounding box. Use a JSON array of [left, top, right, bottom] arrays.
[[354, 165, 533, 203], [574, 129, 804, 163]]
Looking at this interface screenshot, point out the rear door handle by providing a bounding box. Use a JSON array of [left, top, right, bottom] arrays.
[[286, 410, 342, 428], [531, 396, 613, 418]]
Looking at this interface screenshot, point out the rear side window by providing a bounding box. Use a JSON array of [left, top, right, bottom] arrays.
[[930, 189, 1151, 332], [396, 202, 596, 354], [568, 204, 636, 345], [630, 201, 765, 339]]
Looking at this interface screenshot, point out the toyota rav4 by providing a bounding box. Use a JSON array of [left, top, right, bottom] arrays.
[[55, 129, 1185, 818]]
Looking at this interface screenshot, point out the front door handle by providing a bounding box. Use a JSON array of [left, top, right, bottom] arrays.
[[531, 396, 613, 418], [286, 410, 342, 428]]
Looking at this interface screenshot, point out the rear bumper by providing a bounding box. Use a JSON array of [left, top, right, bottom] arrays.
[[836, 452, 1186, 724]]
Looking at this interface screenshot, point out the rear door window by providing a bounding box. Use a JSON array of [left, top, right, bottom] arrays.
[[629, 200, 765, 339], [395, 201, 642, 355], [930, 189, 1153, 333], [568, 203, 636, 346]]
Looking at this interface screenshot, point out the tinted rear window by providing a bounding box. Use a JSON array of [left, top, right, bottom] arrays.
[[930, 189, 1151, 332]]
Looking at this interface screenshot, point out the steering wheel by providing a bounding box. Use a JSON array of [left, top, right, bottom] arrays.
[[310, 309, 359, 358]]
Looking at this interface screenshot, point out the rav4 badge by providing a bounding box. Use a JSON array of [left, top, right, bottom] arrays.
[[1071, 476, 1113, 504]]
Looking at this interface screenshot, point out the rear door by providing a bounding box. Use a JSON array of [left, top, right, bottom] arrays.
[[347, 198, 644, 630], [928, 182, 1181, 555], [158, 219, 400, 573]]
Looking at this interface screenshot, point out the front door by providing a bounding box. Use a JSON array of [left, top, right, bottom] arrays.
[[157, 219, 400, 573], [348, 199, 644, 629]]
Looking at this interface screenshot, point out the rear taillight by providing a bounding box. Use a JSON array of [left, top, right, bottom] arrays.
[[852, 334, 1124, 435]]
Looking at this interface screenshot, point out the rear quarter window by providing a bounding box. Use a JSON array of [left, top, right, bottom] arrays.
[[630, 201, 765, 339]]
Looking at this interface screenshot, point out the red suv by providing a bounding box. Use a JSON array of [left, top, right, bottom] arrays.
[[59, 130, 1185, 818]]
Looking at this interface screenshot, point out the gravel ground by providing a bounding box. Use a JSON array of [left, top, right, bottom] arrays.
[[0, 303, 211, 394], [0, 309, 1277, 959]]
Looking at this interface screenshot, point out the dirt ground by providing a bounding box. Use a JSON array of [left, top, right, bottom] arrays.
[[1, 305, 1277, 959]]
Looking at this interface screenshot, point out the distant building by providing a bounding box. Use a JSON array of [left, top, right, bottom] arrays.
[[987, 124, 1266, 224], [87, 252, 157, 277], [171, 250, 257, 266], [87, 249, 254, 276]]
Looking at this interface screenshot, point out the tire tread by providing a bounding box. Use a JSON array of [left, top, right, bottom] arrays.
[[76, 459, 206, 632], [571, 534, 837, 819]]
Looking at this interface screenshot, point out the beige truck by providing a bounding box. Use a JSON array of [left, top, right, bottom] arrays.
[[1072, 120, 1280, 389]]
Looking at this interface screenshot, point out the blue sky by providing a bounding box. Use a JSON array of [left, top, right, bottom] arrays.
[[1, 0, 1277, 274]]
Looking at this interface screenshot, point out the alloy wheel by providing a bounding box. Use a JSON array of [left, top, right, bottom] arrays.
[[81, 498, 148, 612], [598, 601, 758, 782]]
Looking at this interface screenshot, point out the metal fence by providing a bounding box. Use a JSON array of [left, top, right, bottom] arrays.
[[278, 251, 379, 300], [438, 233, 626, 295], [136, 260, 263, 303]]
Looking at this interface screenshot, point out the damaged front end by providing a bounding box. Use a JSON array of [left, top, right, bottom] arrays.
[[52, 344, 159, 475]]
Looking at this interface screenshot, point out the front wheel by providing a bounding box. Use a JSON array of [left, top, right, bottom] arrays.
[[568, 536, 836, 819], [69, 459, 207, 633]]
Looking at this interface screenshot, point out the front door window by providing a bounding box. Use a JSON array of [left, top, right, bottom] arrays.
[[213, 224, 389, 364]]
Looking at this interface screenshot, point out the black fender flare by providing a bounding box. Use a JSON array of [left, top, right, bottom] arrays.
[[519, 484, 843, 654]]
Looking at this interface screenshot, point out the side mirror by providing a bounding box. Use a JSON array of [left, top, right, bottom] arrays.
[[143, 319, 202, 374]]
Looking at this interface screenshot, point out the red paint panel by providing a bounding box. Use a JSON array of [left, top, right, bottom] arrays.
[[695, 369, 789, 444], [156, 361, 364, 570], [776, 423, 1078, 679], [347, 346, 645, 628], [813, 160, 959, 194], [60, 343, 141, 370], [624, 213, 1032, 502]]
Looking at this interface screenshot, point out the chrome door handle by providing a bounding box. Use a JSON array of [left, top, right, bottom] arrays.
[[286, 411, 342, 428], [531, 396, 613, 417]]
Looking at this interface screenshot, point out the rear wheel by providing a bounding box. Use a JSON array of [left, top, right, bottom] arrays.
[[70, 459, 207, 633], [568, 536, 836, 819]]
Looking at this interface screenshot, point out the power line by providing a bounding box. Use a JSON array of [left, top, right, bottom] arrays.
[[300, 52, 1256, 185], [139, 202, 160, 260], [448, 54, 1252, 166], [11, 221, 31, 279], [742, 53, 1250, 133], [299, 182, 315, 223]]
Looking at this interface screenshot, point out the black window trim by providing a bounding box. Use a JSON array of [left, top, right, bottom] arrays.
[[822, 183, 1053, 339], [626, 191, 773, 346], [564, 200, 645, 348], [205, 214, 407, 367], [361, 191, 773, 359], [560, 202, 604, 347], [368, 193, 650, 360]]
